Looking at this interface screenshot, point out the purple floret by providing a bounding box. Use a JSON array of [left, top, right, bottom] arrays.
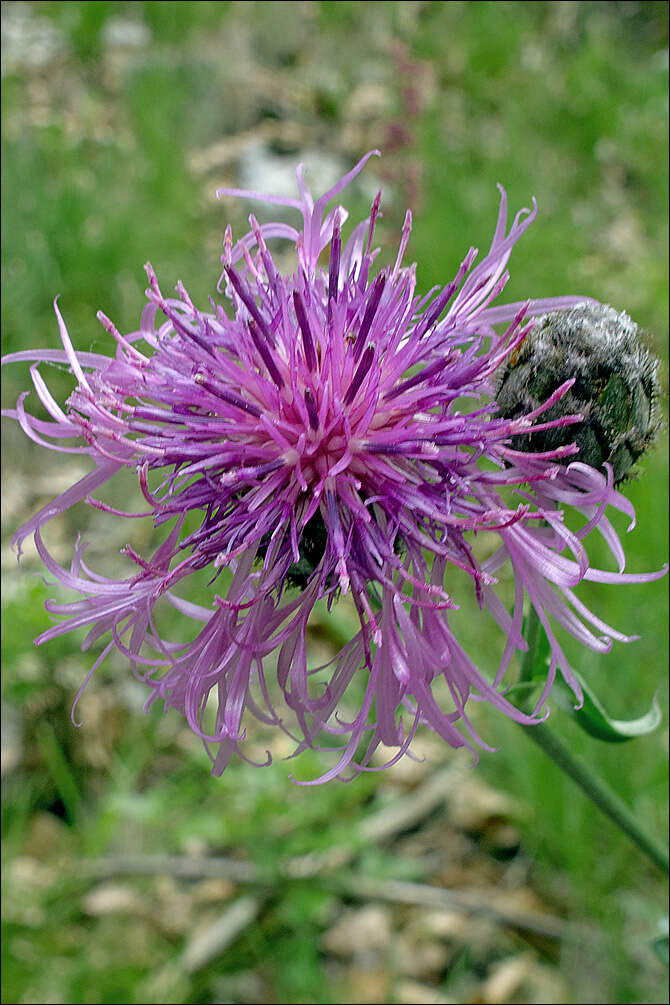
[[3, 151, 664, 782]]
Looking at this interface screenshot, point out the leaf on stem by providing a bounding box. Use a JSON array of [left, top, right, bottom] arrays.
[[557, 671, 662, 744]]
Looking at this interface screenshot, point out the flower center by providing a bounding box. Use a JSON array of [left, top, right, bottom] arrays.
[[277, 386, 361, 493]]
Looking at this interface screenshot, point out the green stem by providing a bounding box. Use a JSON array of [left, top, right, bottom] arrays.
[[518, 608, 669, 875]]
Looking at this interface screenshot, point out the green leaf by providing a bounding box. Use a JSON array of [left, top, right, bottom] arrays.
[[520, 612, 662, 742], [558, 671, 662, 743]]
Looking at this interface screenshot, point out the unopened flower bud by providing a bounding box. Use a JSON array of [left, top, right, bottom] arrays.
[[496, 303, 661, 483]]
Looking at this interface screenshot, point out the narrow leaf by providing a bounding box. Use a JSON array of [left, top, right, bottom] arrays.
[[559, 670, 661, 743]]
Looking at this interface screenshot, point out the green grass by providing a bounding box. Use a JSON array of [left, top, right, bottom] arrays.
[[2, 2, 668, 1003]]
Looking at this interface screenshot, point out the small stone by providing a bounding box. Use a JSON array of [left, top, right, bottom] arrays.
[[322, 905, 392, 959], [395, 979, 458, 1004], [82, 883, 146, 917], [480, 953, 534, 1004], [394, 934, 448, 979]]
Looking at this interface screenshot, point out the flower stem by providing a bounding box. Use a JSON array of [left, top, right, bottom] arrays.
[[518, 608, 669, 875]]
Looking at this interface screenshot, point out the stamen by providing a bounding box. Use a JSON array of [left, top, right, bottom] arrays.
[[219, 459, 285, 486], [215, 227, 234, 291], [327, 217, 341, 326], [194, 372, 262, 417], [384, 357, 444, 401], [248, 320, 285, 389], [224, 265, 276, 346], [344, 345, 375, 405], [352, 274, 386, 360], [392, 209, 413, 276], [414, 281, 458, 339], [365, 190, 382, 256], [293, 290, 317, 371], [304, 388, 319, 430]]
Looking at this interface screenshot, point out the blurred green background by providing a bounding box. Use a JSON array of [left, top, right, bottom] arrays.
[[1, 3, 668, 1003]]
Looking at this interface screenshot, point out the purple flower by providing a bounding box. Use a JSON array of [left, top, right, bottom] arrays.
[[3, 151, 664, 782]]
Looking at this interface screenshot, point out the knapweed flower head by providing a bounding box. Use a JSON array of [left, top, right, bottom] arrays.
[[3, 151, 664, 782]]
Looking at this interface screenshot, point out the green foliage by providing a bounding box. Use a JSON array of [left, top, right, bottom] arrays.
[[515, 609, 663, 743], [556, 670, 662, 744]]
